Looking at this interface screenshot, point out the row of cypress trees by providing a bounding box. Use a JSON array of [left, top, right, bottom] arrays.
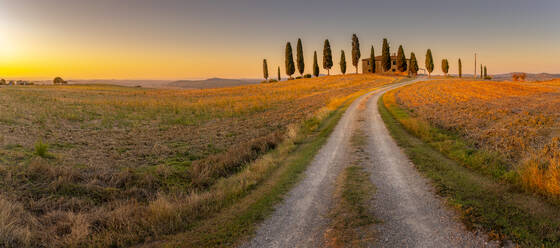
[[263, 35, 483, 80]]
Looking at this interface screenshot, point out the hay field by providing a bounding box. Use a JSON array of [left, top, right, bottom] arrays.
[[0, 74, 394, 247]]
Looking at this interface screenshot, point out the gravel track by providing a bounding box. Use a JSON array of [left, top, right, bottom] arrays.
[[364, 79, 497, 247], [242, 78, 496, 248]]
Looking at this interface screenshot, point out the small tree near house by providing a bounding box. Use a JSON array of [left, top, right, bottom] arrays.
[[396, 45, 407, 72], [369, 46, 375, 73], [381, 38, 391, 72]]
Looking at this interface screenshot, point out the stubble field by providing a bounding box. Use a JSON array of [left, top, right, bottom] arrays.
[[391, 79, 560, 198], [0, 74, 394, 247]]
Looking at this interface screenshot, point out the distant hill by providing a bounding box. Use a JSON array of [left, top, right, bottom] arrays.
[[491, 73, 560, 82], [67, 80, 173, 88], [168, 78, 261, 89]]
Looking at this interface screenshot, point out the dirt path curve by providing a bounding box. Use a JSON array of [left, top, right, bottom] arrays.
[[242, 78, 494, 248], [364, 79, 496, 247], [241, 80, 411, 248]]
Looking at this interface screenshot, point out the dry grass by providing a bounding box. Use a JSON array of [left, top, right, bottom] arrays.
[[0, 74, 394, 247], [392, 79, 560, 198]]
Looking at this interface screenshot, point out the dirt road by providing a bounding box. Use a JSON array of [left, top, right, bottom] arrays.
[[242, 78, 494, 247]]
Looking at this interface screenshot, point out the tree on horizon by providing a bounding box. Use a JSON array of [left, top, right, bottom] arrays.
[[381, 38, 391, 72], [409, 52, 419, 75], [351, 34, 361, 74], [263, 59, 269, 81], [323, 39, 333, 75], [484, 66, 488, 79], [458, 58, 462, 78], [396, 45, 407, 72], [285, 42, 295, 78], [369, 46, 375, 73], [313, 51, 320, 77], [441, 59, 449, 77], [480, 64, 483, 79], [296, 38, 305, 76], [277, 66, 281, 81], [53, 77, 67, 85], [425, 49, 434, 77], [340, 50, 347, 75]]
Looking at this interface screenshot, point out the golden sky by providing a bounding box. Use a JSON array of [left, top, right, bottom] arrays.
[[1, 0, 559, 80]]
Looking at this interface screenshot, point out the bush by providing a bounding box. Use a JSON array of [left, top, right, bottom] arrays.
[[53, 77, 67, 85], [35, 141, 49, 158], [295, 76, 303, 79], [268, 79, 278, 83], [304, 74, 312, 78]]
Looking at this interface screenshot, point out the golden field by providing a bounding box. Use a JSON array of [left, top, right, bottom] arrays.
[[391, 79, 560, 198], [0, 74, 394, 247]]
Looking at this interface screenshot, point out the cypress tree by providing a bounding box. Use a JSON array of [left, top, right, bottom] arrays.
[[263, 59, 269, 81], [458, 58, 462, 78], [340, 50, 347, 75], [480, 64, 483, 79], [425, 49, 434, 77], [296, 38, 305, 76], [369, 46, 375, 73], [323, 39, 333, 75], [441, 59, 449, 76], [313, 51, 320, 77], [285, 42, 295, 78], [396, 45, 407, 72], [484, 66, 488, 79], [351, 34, 361, 74], [278, 66, 281, 81], [409, 52, 418, 75], [381, 38, 391, 72]]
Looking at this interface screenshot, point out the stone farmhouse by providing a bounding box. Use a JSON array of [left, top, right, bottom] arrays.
[[361, 54, 411, 74]]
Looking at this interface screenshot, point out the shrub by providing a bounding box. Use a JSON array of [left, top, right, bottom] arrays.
[[304, 74, 312, 78], [35, 141, 49, 158], [295, 76, 303, 79], [268, 79, 278, 83], [53, 77, 67, 85]]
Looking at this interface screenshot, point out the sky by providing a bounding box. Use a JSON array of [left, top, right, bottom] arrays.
[[1, 0, 559, 80]]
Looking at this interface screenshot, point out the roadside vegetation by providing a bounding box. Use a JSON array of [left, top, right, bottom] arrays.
[[381, 81, 560, 247], [0, 74, 393, 247]]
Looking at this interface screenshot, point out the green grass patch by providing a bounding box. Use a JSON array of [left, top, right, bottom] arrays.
[[379, 93, 560, 247]]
